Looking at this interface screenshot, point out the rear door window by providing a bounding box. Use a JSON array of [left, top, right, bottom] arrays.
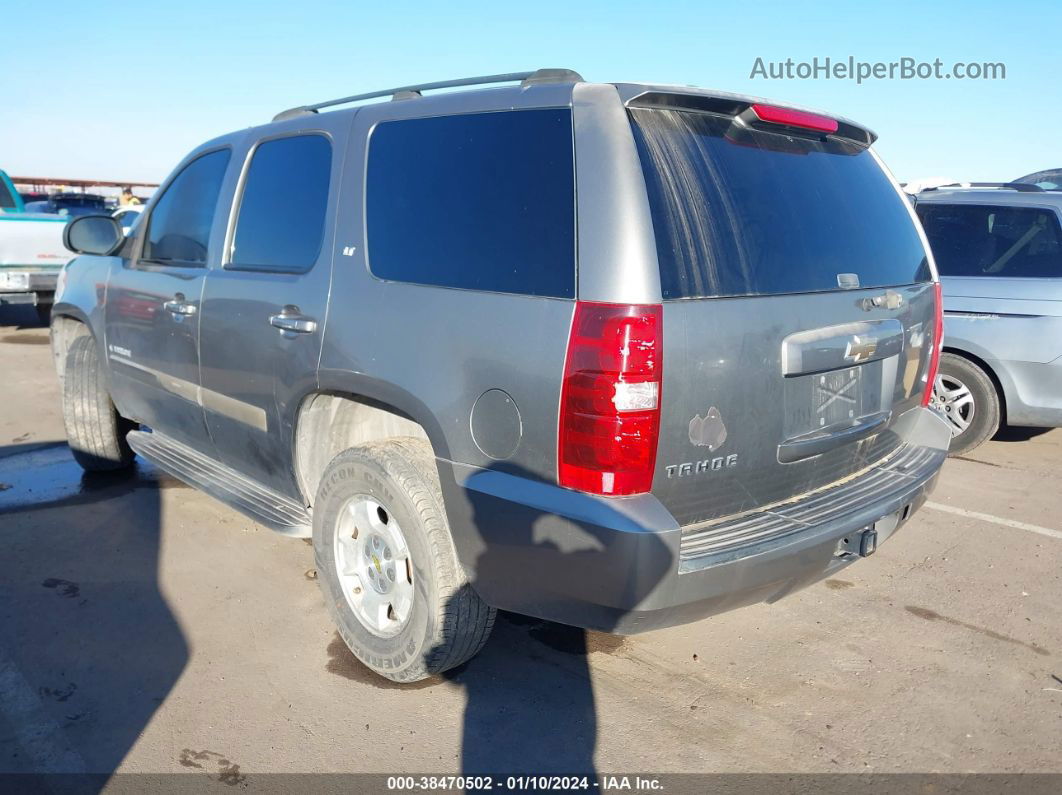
[[916, 203, 1062, 278], [365, 109, 575, 298], [143, 148, 231, 266], [629, 108, 930, 298], [230, 134, 332, 272]]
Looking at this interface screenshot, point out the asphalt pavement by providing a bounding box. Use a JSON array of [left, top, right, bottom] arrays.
[[0, 304, 1059, 784]]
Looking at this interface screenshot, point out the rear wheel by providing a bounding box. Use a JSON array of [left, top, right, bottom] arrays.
[[313, 437, 495, 682], [931, 353, 1000, 456], [62, 335, 136, 471]]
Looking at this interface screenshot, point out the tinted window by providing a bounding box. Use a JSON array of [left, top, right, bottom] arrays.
[[629, 108, 931, 298], [916, 203, 1062, 278], [143, 149, 231, 265], [366, 109, 575, 297], [231, 135, 332, 271], [0, 180, 15, 210]]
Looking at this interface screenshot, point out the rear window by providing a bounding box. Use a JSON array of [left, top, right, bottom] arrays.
[[366, 109, 575, 298], [629, 108, 931, 299], [916, 203, 1062, 278]]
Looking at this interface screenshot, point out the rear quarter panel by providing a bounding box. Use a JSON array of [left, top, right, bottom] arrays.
[[942, 275, 1062, 425], [942, 276, 1062, 363]]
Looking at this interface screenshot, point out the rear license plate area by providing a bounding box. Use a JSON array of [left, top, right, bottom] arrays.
[[783, 364, 885, 439]]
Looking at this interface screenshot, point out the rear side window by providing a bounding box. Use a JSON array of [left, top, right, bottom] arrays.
[[230, 134, 332, 272], [629, 108, 931, 298], [144, 149, 231, 266], [916, 203, 1062, 278], [366, 109, 575, 297]]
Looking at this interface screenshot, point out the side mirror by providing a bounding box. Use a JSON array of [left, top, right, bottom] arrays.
[[63, 214, 124, 256]]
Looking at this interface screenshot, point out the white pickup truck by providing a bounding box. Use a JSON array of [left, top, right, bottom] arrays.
[[0, 169, 72, 321]]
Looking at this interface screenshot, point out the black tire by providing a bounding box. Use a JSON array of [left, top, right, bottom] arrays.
[[934, 353, 1001, 456], [62, 335, 136, 471], [313, 437, 495, 682]]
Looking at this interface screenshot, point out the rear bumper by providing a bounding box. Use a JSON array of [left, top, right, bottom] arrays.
[[0, 291, 39, 305], [0, 271, 58, 306], [441, 406, 951, 634]]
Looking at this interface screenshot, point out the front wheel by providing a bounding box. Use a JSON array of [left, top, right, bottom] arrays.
[[313, 438, 496, 682], [62, 334, 136, 471], [931, 353, 1001, 456]]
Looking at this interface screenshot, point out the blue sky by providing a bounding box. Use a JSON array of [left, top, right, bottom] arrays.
[[2, 0, 1057, 185]]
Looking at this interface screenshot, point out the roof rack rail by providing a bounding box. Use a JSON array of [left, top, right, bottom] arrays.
[[965, 182, 1045, 192], [918, 181, 1045, 193], [272, 68, 583, 122]]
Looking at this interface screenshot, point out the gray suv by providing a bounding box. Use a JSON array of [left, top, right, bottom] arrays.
[[915, 184, 1062, 454], [52, 69, 950, 682]]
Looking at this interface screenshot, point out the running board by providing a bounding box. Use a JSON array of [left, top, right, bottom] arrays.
[[127, 430, 312, 537]]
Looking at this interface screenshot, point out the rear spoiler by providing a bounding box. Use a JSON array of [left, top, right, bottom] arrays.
[[626, 91, 876, 147]]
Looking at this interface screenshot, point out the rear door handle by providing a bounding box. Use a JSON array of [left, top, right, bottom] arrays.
[[163, 294, 197, 315], [269, 308, 317, 334]]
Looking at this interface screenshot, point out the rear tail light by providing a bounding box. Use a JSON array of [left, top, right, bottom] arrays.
[[749, 103, 839, 134], [558, 302, 663, 496], [921, 282, 944, 407]]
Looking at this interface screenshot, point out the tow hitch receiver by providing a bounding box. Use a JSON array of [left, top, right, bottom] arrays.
[[836, 526, 878, 558], [860, 528, 878, 556]]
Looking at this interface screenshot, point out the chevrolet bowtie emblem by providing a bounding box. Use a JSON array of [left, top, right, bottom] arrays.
[[844, 335, 878, 364]]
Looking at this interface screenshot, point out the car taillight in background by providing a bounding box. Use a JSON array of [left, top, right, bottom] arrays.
[[558, 302, 662, 496], [921, 282, 944, 407]]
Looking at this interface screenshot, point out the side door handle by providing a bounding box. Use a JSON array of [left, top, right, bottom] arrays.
[[163, 293, 197, 315], [269, 306, 317, 335]]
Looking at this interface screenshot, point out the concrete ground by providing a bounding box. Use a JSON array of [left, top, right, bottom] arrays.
[[0, 304, 1059, 783]]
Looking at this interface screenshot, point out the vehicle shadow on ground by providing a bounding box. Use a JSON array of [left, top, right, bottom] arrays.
[[991, 425, 1053, 443], [0, 441, 187, 789], [0, 305, 49, 331], [435, 463, 673, 779]]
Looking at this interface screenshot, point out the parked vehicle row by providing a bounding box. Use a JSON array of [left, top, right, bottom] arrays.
[[52, 70, 952, 682]]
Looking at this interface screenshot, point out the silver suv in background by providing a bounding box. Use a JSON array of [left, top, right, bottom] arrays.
[[914, 184, 1062, 454], [53, 70, 949, 682]]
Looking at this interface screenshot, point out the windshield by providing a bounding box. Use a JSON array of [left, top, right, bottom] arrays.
[[629, 108, 931, 298]]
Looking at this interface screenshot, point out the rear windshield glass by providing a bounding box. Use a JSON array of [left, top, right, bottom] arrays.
[[916, 203, 1062, 278], [629, 108, 931, 299]]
